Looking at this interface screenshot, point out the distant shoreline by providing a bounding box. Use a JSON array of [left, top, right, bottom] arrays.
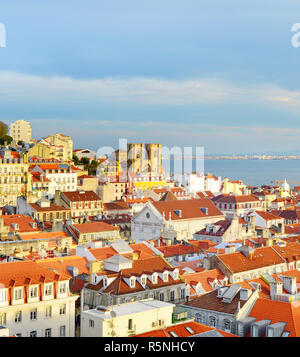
[[162, 157, 300, 160]]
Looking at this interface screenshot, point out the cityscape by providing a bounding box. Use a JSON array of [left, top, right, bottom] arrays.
[[1, 0, 300, 346], [0, 119, 298, 340]]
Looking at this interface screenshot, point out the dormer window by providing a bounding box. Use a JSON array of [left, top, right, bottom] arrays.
[[152, 273, 158, 284], [14, 287, 23, 300], [163, 271, 168, 282], [129, 277, 136, 288], [44, 284, 53, 296], [0, 289, 7, 302], [30, 286, 38, 298], [59, 282, 67, 294], [141, 275, 147, 286], [173, 270, 179, 280]]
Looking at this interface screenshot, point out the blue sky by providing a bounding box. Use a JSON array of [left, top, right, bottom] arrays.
[[1, 0, 300, 153]]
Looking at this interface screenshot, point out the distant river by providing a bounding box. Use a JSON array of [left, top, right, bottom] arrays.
[[163, 159, 300, 187]]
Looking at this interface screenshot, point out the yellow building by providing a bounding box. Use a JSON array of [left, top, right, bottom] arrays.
[[27, 142, 56, 161], [0, 149, 29, 206], [133, 179, 169, 192], [222, 177, 247, 195], [43, 133, 73, 162]]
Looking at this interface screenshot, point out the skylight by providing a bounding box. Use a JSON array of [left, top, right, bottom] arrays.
[[169, 331, 178, 337], [185, 327, 194, 334]]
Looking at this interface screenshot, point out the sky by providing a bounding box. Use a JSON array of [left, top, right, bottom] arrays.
[[1, 0, 300, 154]]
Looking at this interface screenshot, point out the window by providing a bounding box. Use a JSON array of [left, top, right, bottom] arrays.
[[159, 292, 164, 301], [60, 304, 66, 315], [14, 288, 23, 300], [170, 290, 175, 302], [60, 325, 66, 337], [195, 313, 204, 324], [173, 270, 179, 280], [0, 290, 7, 302], [141, 276, 147, 286], [30, 286, 38, 298], [209, 316, 217, 328], [163, 272, 168, 282], [45, 306, 52, 318], [30, 309, 37, 320], [45, 328, 52, 337], [30, 331, 37, 337], [129, 277, 136, 288], [224, 319, 232, 333], [15, 311, 22, 323], [152, 274, 157, 284], [89, 320, 94, 328], [180, 288, 185, 300], [59, 283, 67, 294], [44, 284, 53, 296], [128, 319, 133, 331]]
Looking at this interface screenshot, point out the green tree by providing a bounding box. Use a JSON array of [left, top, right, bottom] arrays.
[[0, 135, 13, 146], [0, 122, 8, 138]]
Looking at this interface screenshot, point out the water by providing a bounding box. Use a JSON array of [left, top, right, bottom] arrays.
[[163, 158, 300, 187]]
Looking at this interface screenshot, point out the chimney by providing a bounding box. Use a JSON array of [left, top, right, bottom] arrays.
[[270, 281, 283, 298], [282, 276, 297, 295]]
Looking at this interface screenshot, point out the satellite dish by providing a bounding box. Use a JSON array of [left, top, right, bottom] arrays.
[[110, 311, 116, 318]]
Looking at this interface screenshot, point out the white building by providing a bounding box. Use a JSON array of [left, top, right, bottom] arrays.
[[0, 260, 78, 337], [176, 173, 222, 195], [131, 199, 224, 242], [80, 299, 175, 337], [30, 163, 77, 197]]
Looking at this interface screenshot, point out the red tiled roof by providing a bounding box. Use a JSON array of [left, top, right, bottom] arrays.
[[184, 268, 226, 293], [62, 190, 101, 202], [103, 201, 131, 211], [216, 246, 286, 274], [0, 260, 70, 289], [36, 255, 89, 277], [248, 299, 300, 337], [2, 215, 41, 233], [72, 221, 120, 233], [212, 194, 260, 204], [157, 244, 201, 257], [135, 321, 238, 337], [152, 199, 223, 221]]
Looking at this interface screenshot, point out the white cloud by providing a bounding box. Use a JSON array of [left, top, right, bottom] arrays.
[[1, 71, 300, 111]]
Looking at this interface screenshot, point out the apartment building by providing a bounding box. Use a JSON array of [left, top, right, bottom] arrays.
[[43, 133, 73, 162], [9, 120, 32, 144], [66, 221, 120, 244], [210, 242, 300, 283], [56, 190, 103, 223], [212, 194, 262, 219], [80, 299, 175, 337], [30, 164, 77, 197], [81, 255, 187, 309], [17, 196, 71, 225], [0, 149, 28, 206], [0, 260, 78, 337]]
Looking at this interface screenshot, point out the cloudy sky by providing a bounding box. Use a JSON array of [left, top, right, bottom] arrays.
[[1, 0, 300, 154]]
